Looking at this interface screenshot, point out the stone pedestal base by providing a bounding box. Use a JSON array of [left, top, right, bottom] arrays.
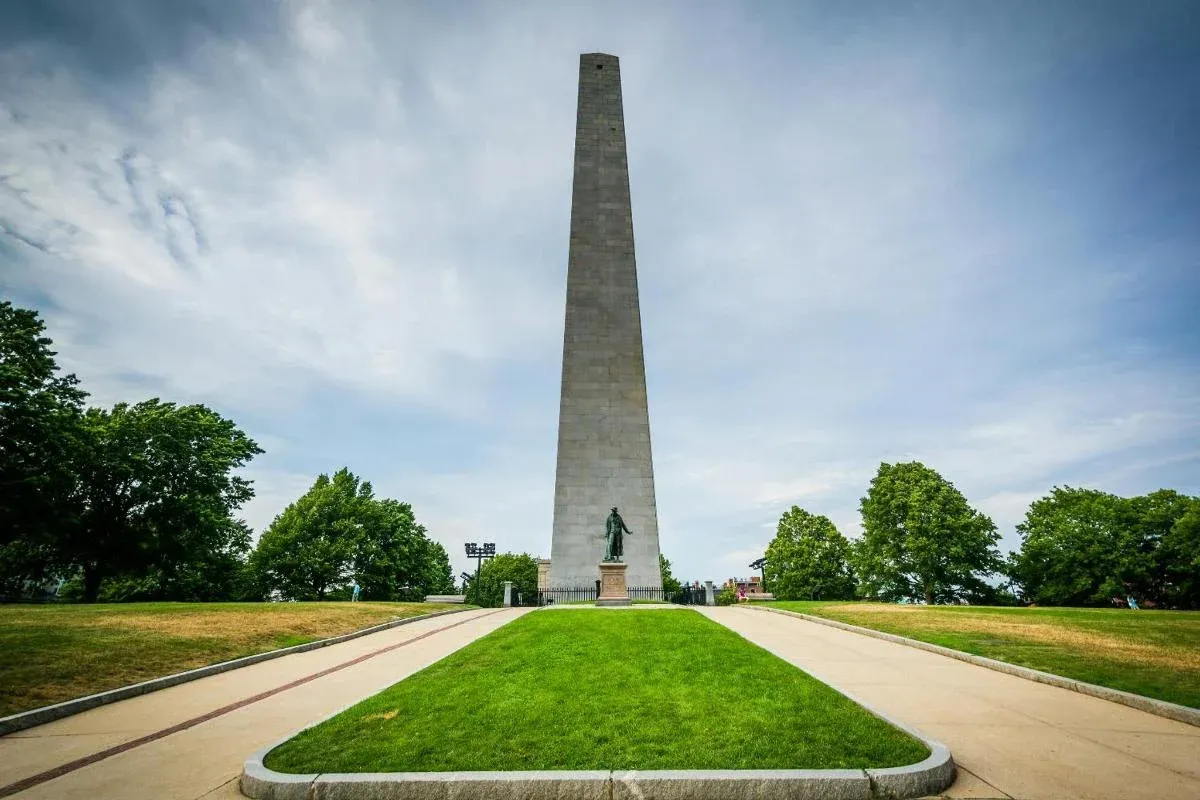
[[596, 562, 630, 607]]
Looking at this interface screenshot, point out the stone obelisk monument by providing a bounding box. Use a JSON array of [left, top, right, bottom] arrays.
[[549, 53, 662, 592]]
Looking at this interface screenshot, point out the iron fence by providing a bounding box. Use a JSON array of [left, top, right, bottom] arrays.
[[535, 586, 667, 606], [537, 587, 595, 605], [669, 585, 710, 605]]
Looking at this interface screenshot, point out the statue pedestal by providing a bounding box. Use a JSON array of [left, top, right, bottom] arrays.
[[596, 562, 631, 607]]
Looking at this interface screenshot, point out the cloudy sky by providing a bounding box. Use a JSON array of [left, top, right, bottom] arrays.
[[2, 0, 1198, 583]]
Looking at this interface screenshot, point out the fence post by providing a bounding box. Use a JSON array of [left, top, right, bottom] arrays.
[[503, 581, 514, 607], [705, 581, 716, 606]]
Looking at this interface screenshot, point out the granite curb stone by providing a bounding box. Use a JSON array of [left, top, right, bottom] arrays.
[[242, 755, 954, 800], [865, 745, 957, 799], [752, 605, 1200, 728], [611, 769, 871, 800], [0, 607, 469, 736]]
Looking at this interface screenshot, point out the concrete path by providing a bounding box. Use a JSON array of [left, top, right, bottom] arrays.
[[702, 606, 1200, 800], [0, 607, 526, 800]]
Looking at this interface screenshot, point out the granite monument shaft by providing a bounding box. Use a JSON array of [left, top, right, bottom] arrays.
[[548, 53, 663, 591]]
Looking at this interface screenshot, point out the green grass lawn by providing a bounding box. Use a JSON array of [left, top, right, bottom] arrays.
[[265, 609, 929, 773], [0, 601, 462, 717], [764, 601, 1200, 708]]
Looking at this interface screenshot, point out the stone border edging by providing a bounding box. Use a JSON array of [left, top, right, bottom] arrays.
[[752, 605, 1200, 728], [242, 746, 954, 800], [239, 608, 956, 800], [0, 607, 469, 737]]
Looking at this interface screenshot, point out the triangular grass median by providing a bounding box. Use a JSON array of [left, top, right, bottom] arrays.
[[264, 609, 929, 773]]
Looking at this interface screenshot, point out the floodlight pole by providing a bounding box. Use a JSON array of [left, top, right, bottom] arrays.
[[465, 542, 497, 583]]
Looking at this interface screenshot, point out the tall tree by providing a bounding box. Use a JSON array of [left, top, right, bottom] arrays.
[[419, 539, 455, 596], [0, 302, 86, 590], [1011, 486, 1141, 606], [252, 469, 454, 601], [356, 498, 452, 599], [1011, 486, 1198, 607], [252, 469, 370, 600], [857, 461, 1001, 604], [764, 506, 856, 600], [67, 400, 262, 601], [1158, 503, 1200, 609], [1130, 489, 1196, 605]]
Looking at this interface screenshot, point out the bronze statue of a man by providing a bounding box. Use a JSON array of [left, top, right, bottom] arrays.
[[603, 506, 633, 562]]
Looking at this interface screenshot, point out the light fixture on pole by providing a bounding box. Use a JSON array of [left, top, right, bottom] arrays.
[[465, 542, 497, 582], [749, 557, 767, 588]]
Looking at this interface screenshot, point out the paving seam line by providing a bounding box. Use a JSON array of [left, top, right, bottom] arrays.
[[240, 608, 955, 800], [0, 606, 472, 737], [750, 605, 1200, 728], [0, 609, 509, 800]]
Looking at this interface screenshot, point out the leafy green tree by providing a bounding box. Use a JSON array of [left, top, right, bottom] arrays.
[[1159, 504, 1200, 609], [355, 498, 453, 599], [421, 539, 455, 596], [1131, 490, 1196, 605], [464, 552, 538, 607], [856, 461, 1002, 604], [0, 302, 86, 591], [1011, 487, 1142, 605], [64, 400, 261, 601], [81, 519, 256, 602], [0, 302, 263, 601], [252, 469, 370, 600], [659, 553, 682, 597], [764, 506, 856, 600], [1011, 487, 1198, 607], [252, 469, 454, 601]]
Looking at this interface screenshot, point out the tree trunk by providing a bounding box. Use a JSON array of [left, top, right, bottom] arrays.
[[83, 566, 103, 603], [924, 586, 934, 606]]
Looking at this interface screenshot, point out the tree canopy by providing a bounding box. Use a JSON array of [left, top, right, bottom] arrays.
[[68, 400, 262, 601], [1010, 486, 1199, 607], [856, 461, 1002, 604], [764, 506, 856, 600], [1159, 504, 1200, 609], [2, 302, 265, 601], [251, 468, 453, 601], [0, 301, 87, 570], [464, 552, 539, 608]]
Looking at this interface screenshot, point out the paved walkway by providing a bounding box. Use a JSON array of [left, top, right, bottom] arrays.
[[7, 605, 1197, 800], [0, 607, 527, 800], [702, 606, 1200, 800]]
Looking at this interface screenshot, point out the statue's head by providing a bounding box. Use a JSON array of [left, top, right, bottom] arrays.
[[611, 506, 619, 513]]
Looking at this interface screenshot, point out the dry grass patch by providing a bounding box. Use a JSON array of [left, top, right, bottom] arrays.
[[0, 602, 461, 716], [76, 603, 418, 643], [819, 604, 1194, 671]]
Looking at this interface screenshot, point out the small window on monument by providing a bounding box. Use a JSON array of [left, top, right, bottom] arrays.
[[596, 64, 604, 70]]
